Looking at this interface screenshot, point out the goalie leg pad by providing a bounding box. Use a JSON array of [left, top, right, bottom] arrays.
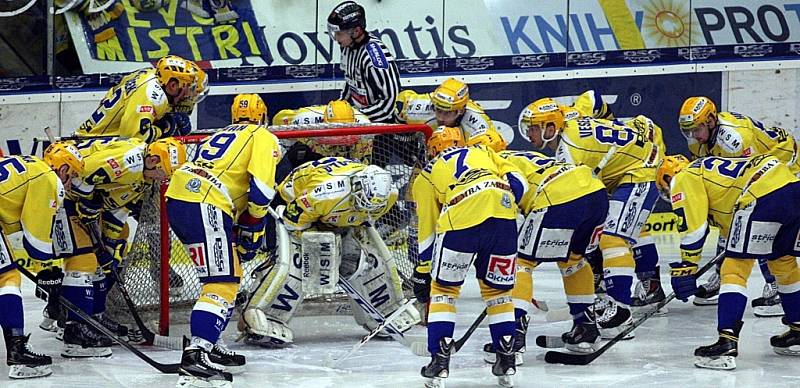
[[349, 226, 420, 333], [240, 308, 293, 347], [300, 231, 341, 295]]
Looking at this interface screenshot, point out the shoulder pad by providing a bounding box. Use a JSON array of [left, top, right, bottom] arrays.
[[715, 125, 745, 154], [460, 108, 492, 136], [144, 78, 167, 106], [310, 177, 351, 201], [365, 40, 390, 69]]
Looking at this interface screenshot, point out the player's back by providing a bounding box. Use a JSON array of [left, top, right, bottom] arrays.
[[500, 150, 604, 212], [0, 155, 61, 234], [621, 115, 666, 159], [75, 68, 169, 141], [421, 145, 517, 231], [279, 157, 364, 201], [395, 90, 435, 125], [70, 138, 147, 208], [168, 124, 280, 217], [558, 117, 658, 190]]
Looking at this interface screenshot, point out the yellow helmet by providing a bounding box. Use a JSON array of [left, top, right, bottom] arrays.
[[519, 98, 565, 145], [656, 154, 690, 201], [428, 126, 465, 156], [431, 78, 469, 112], [231, 94, 267, 125], [155, 55, 197, 91], [43, 142, 84, 176], [191, 62, 209, 104], [467, 131, 506, 152], [678, 97, 717, 134], [324, 100, 356, 123], [146, 137, 187, 178]]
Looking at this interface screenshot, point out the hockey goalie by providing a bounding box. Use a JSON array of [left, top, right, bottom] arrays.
[[237, 157, 421, 346]]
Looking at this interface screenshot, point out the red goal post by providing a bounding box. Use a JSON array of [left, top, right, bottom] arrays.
[[107, 123, 432, 335]]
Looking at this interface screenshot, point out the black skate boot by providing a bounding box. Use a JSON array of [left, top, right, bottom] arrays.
[[421, 337, 454, 388], [752, 282, 783, 317], [61, 321, 112, 358], [770, 322, 800, 356], [177, 346, 233, 388], [483, 314, 529, 365], [694, 269, 720, 306], [694, 321, 742, 370], [631, 267, 667, 316], [595, 300, 634, 340], [94, 313, 143, 343], [492, 335, 516, 388], [5, 332, 52, 379], [209, 342, 246, 374], [562, 309, 601, 353]]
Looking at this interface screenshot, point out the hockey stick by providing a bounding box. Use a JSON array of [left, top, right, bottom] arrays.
[[337, 277, 410, 344], [17, 265, 181, 374], [410, 308, 488, 357], [543, 251, 725, 365], [85, 221, 186, 350], [325, 298, 417, 368]]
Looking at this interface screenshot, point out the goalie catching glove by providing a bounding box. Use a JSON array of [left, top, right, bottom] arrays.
[[411, 261, 432, 303], [236, 212, 266, 262], [670, 261, 699, 302]]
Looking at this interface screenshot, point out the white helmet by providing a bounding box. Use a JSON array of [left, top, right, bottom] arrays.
[[351, 165, 393, 212]]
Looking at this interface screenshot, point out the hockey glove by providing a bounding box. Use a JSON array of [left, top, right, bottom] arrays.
[[102, 236, 127, 263], [236, 213, 267, 263], [669, 261, 699, 302], [35, 267, 63, 302], [156, 112, 192, 137], [77, 197, 103, 225], [411, 261, 432, 303]]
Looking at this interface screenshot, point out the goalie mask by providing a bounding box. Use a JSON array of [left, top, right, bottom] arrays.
[[350, 165, 393, 212]]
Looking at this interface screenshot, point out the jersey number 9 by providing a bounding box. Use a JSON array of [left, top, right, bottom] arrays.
[[198, 132, 237, 161]]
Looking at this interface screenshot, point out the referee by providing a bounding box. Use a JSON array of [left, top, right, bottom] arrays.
[[328, 1, 417, 167]]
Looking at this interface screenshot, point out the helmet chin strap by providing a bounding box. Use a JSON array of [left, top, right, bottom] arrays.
[[540, 125, 559, 148]]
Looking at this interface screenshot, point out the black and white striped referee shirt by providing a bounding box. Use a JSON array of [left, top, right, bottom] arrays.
[[339, 34, 400, 123]]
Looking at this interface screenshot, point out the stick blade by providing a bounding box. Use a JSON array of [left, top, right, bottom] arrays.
[[544, 350, 596, 365]]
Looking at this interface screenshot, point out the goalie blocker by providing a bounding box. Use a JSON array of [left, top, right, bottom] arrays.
[[239, 215, 419, 346]]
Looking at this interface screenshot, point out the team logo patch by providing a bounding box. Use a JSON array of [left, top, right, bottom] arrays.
[[742, 147, 752, 156], [186, 178, 201, 193], [366, 41, 389, 69], [106, 158, 122, 177], [300, 197, 312, 209], [486, 255, 515, 285], [671, 192, 684, 203], [137, 105, 154, 113]]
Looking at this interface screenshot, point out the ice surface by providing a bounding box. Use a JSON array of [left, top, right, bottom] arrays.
[[5, 234, 800, 387]]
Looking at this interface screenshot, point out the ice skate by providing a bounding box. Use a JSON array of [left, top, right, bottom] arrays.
[[492, 335, 516, 388], [483, 314, 528, 365], [694, 321, 741, 370], [770, 323, 800, 356], [209, 342, 246, 374], [595, 299, 634, 340], [693, 271, 720, 306], [562, 310, 601, 353], [6, 333, 52, 379], [421, 337, 453, 388], [631, 268, 668, 316], [61, 321, 112, 358], [752, 282, 783, 317], [177, 346, 233, 388]]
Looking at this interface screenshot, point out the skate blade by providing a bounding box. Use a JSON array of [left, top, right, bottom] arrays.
[[39, 319, 58, 333], [176, 375, 233, 388], [754, 307, 784, 318], [565, 339, 601, 354], [8, 364, 53, 379], [773, 345, 800, 356], [424, 376, 446, 388], [632, 305, 668, 318], [56, 328, 64, 341], [497, 374, 514, 387], [483, 352, 524, 366], [224, 365, 245, 375], [600, 327, 635, 340], [693, 296, 719, 306], [61, 345, 112, 358], [694, 355, 736, 370]]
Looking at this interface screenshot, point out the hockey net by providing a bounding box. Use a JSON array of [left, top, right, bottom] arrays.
[[105, 123, 432, 335]]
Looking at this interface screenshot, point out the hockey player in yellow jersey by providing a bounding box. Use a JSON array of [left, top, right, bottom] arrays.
[[166, 124, 281, 387], [74, 55, 198, 142], [172, 61, 209, 115], [395, 78, 507, 152], [238, 156, 421, 347], [520, 98, 661, 339], [480, 150, 607, 362], [679, 96, 797, 312], [272, 100, 373, 163], [562, 89, 614, 121], [657, 154, 800, 370], [51, 137, 186, 359], [231, 93, 268, 125], [410, 126, 527, 388], [0, 143, 83, 379]]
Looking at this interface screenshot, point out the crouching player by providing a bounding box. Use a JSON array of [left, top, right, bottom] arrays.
[[238, 157, 419, 346], [0, 144, 82, 379], [658, 154, 800, 370], [411, 127, 527, 388], [166, 124, 281, 387], [482, 150, 606, 363], [51, 137, 185, 358]]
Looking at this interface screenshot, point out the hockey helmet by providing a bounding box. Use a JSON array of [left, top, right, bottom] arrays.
[[427, 126, 465, 156], [155, 55, 197, 92], [656, 154, 690, 201], [146, 137, 187, 178], [467, 131, 506, 152], [43, 142, 84, 177], [350, 165, 393, 212], [431, 78, 469, 112], [679, 97, 717, 136], [519, 98, 566, 147], [324, 100, 357, 123], [327, 1, 366, 35], [231, 94, 267, 125]]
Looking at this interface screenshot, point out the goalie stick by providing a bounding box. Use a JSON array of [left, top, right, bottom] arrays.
[[86, 221, 187, 350], [543, 251, 725, 365], [18, 265, 181, 374], [410, 308, 488, 357]]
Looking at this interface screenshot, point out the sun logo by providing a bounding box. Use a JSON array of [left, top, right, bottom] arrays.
[[642, 0, 698, 47]]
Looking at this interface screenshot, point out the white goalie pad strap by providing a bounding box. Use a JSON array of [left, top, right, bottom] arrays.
[[300, 231, 341, 295], [245, 219, 304, 325]]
